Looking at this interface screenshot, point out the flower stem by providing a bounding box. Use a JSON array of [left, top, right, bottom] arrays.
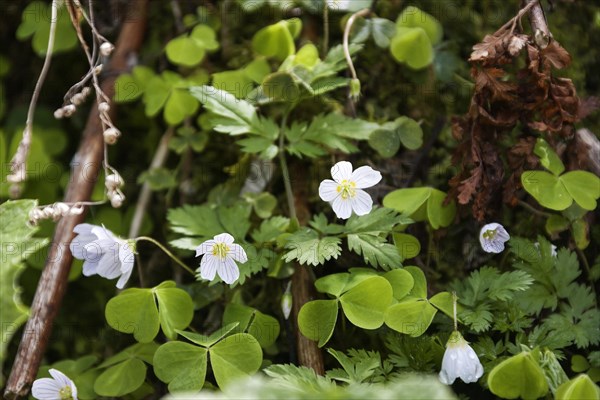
[[135, 236, 196, 276], [452, 291, 458, 331], [278, 111, 297, 220], [343, 8, 370, 81]]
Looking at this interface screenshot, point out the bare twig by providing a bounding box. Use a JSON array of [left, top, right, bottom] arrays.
[[7, 0, 58, 192], [4, 1, 148, 397]]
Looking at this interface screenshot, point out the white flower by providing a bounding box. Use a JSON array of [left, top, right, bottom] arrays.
[[479, 222, 510, 253], [70, 224, 135, 289], [32, 368, 78, 400], [439, 331, 484, 385], [327, 0, 351, 10], [195, 233, 248, 284], [319, 161, 382, 220], [534, 242, 558, 257]]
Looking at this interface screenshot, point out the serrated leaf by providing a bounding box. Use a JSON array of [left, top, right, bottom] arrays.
[[190, 86, 257, 135], [283, 229, 341, 266]]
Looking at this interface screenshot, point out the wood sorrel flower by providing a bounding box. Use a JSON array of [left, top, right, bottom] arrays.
[[439, 331, 484, 385], [70, 224, 135, 289], [318, 161, 382, 219], [32, 368, 78, 400], [479, 222, 510, 253], [195, 233, 247, 284]]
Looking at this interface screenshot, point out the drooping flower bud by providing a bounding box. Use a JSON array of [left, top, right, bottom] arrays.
[[54, 108, 65, 119], [62, 104, 77, 117], [105, 173, 124, 190], [98, 102, 110, 113], [103, 127, 121, 144], [71, 93, 85, 106], [109, 190, 125, 208], [100, 42, 114, 57], [281, 282, 293, 320]]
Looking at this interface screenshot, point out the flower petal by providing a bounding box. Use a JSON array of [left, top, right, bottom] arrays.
[[350, 166, 382, 189], [228, 244, 248, 263], [217, 257, 240, 284], [116, 264, 133, 289], [91, 225, 118, 242], [31, 377, 61, 399], [350, 189, 373, 216], [73, 223, 95, 236], [214, 233, 235, 244], [332, 196, 353, 219], [200, 255, 217, 281], [70, 234, 97, 260], [48, 368, 73, 389], [319, 179, 340, 202], [118, 242, 135, 270], [195, 240, 215, 257], [331, 161, 353, 183], [82, 260, 99, 276], [95, 253, 122, 279]]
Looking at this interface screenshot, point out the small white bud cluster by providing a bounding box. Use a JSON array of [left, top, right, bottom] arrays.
[[100, 42, 115, 57], [29, 202, 85, 225], [54, 87, 93, 119], [103, 127, 121, 144], [105, 172, 125, 208]]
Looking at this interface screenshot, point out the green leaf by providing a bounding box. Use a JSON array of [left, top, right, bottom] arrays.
[[488, 352, 549, 400], [572, 355, 591, 373], [293, 43, 320, 68], [393, 233, 421, 261], [556, 375, 600, 400], [298, 299, 338, 347], [17, 2, 77, 55], [427, 189, 456, 229], [190, 24, 219, 51], [383, 187, 455, 229], [244, 192, 277, 219], [340, 277, 393, 329], [93, 358, 146, 397], [546, 214, 570, 235], [223, 304, 280, 348], [177, 322, 240, 348], [155, 284, 194, 340], [244, 58, 271, 83], [522, 171, 572, 210], [429, 292, 455, 319], [166, 36, 206, 67], [405, 266, 427, 299], [252, 21, 296, 61], [390, 27, 434, 70], [164, 89, 200, 126], [251, 216, 290, 243], [209, 333, 263, 388], [561, 171, 600, 211], [371, 18, 397, 48], [369, 128, 400, 158], [261, 72, 300, 102], [0, 200, 48, 371], [137, 167, 178, 190], [384, 299, 437, 337], [153, 341, 208, 392], [212, 69, 254, 99], [534, 138, 565, 176], [383, 269, 415, 301], [572, 218, 590, 250], [395, 116, 424, 150], [396, 6, 443, 45], [105, 288, 159, 343], [144, 76, 171, 116], [283, 229, 341, 266]]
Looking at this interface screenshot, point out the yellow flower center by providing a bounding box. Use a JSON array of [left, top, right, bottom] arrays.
[[336, 180, 356, 200], [482, 228, 498, 240], [59, 386, 74, 400], [212, 242, 230, 260]]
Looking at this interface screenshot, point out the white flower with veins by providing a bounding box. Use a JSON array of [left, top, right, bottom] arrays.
[[439, 331, 484, 385], [195, 233, 248, 284], [70, 223, 135, 289], [479, 222, 510, 253], [32, 368, 78, 400], [319, 161, 382, 220]]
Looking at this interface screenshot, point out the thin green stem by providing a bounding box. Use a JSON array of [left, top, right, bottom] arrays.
[[135, 236, 196, 276], [452, 291, 458, 331], [278, 111, 297, 220], [517, 200, 552, 218], [343, 8, 370, 80]]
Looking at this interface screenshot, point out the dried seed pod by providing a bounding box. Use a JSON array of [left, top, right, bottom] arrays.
[[98, 102, 110, 113], [54, 108, 65, 119], [71, 93, 85, 106], [81, 87, 91, 97], [63, 104, 77, 117], [100, 42, 114, 57], [94, 64, 103, 75], [103, 127, 121, 145], [109, 191, 125, 208], [105, 173, 124, 190]]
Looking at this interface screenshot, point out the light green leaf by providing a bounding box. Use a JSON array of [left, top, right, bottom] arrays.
[[190, 86, 257, 135], [384, 298, 437, 337], [164, 89, 200, 126], [340, 277, 393, 329], [556, 374, 600, 400], [252, 21, 296, 61], [404, 266, 427, 299], [383, 269, 415, 301], [244, 58, 271, 83], [177, 322, 240, 348], [155, 285, 194, 340], [396, 6, 443, 45], [561, 171, 600, 211], [545, 214, 570, 235], [298, 299, 338, 347], [395, 116, 424, 150], [522, 171, 573, 210], [534, 138, 565, 176], [294, 44, 320, 68], [153, 341, 208, 392], [390, 27, 434, 70], [347, 234, 401, 270], [212, 70, 254, 99], [427, 188, 456, 229], [144, 76, 171, 117], [383, 187, 456, 229], [283, 229, 341, 266], [210, 333, 263, 388], [429, 292, 455, 319], [261, 72, 300, 103], [93, 358, 146, 397], [393, 233, 421, 261], [105, 288, 159, 343], [166, 36, 205, 67], [190, 24, 219, 51], [369, 128, 400, 158], [17, 2, 77, 55], [488, 352, 549, 400], [223, 304, 280, 348]]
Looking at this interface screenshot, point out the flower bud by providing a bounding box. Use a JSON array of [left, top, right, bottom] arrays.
[[81, 87, 91, 97], [100, 42, 114, 57], [98, 102, 110, 113], [54, 108, 65, 119], [94, 65, 103, 75], [71, 93, 85, 106], [109, 191, 125, 208], [281, 282, 293, 320], [105, 173, 124, 190], [103, 127, 121, 144], [63, 104, 76, 117], [349, 78, 361, 101]]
